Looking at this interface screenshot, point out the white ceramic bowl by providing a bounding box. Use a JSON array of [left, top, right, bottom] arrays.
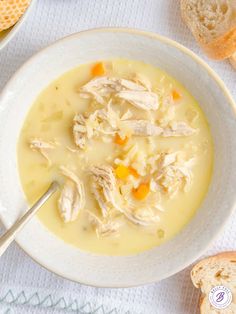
[[0, 0, 36, 50], [0, 29, 236, 287]]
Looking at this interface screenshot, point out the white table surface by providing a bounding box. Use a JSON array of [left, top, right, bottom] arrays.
[[0, 1, 235, 313]]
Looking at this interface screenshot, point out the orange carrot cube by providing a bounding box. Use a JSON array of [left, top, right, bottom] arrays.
[[91, 62, 105, 76]]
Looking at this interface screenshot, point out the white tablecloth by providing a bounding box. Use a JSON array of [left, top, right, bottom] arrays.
[[0, 1, 235, 313]]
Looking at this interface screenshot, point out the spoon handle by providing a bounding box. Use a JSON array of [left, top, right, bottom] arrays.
[[0, 181, 58, 257]]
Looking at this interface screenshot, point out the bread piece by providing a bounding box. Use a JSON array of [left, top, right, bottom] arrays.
[[181, 0, 236, 60], [229, 52, 236, 69], [0, 0, 31, 32], [191, 252, 236, 314]]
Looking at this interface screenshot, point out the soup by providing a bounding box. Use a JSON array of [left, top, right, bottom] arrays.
[[17, 59, 214, 255]]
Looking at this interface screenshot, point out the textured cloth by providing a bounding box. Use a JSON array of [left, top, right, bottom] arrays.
[[0, 0, 235, 313]]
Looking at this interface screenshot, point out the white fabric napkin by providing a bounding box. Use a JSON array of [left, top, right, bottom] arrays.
[[0, 1, 235, 313]]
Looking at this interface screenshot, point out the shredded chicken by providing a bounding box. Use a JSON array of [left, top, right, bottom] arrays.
[[58, 167, 85, 222], [80, 76, 146, 104], [86, 211, 120, 237], [73, 109, 116, 149], [159, 152, 177, 168], [125, 210, 159, 225], [70, 74, 198, 232], [155, 152, 193, 197], [90, 165, 118, 218], [90, 164, 160, 226], [119, 120, 163, 136], [80, 76, 159, 111], [73, 114, 87, 149], [90, 165, 116, 191], [133, 73, 152, 91], [74, 99, 195, 151], [162, 122, 197, 137], [58, 180, 81, 222], [29, 139, 56, 164], [119, 120, 196, 138], [117, 206, 160, 226], [91, 181, 110, 218], [30, 139, 55, 150], [121, 183, 163, 222], [116, 90, 159, 110], [81, 76, 145, 93], [119, 78, 146, 91]]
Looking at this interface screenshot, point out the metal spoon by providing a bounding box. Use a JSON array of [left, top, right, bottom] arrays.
[[0, 181, 58, 257]]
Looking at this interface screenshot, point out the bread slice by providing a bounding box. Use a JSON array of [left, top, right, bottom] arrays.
[[229, 52, 236, 69], [181, 0, 236, 60], [0, 0, 31, 32], [191, 252, 236, 314]]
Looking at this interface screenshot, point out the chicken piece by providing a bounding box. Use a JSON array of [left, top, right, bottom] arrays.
[[87, 211, 120, 237], [30, 139, 55, 150], [29, 139, 55, 164], [172, 165, 192, 192], [80, 76, 148, 104], [81, 76, 119, 95], [133, 73, 152, 91], [98, 221, 120, 237], [90, 164, 162, 227], [90, 165, 116, 191], [102, 101, 120, 130], [119, 120, 163, 136], [90, 165, 118, 217], [155, 153, 193, 197], [91, 181, 110, 218], [116, 90, 159, 110], [120, 207, 160, 226], [159, 152, 178, 168], [162, 121, 196, 137], [80, 85, 105, 104], [119, 120, 196, 138], [119, 78, 146, 91], [58, 180, 82, 222], [82, 76, 145, 93], [90, 165, 162, 227], [73, 114, 87, 149], [73, 104, 120, 148], [121, 182, 163, 223], [90, 165, 144, 226], [158, 165, 191, 197], [58, 167, 85, 222]]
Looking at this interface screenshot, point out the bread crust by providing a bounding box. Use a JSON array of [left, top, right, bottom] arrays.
[[229, 52, 236, 69], [191, 252, 236, 314], [0, 0, 31, 32], [181, 0, 236, 60], [191, 251, 236, 287], [202, 28, 236, 60]]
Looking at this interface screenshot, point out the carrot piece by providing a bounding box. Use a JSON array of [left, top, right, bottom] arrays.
[[172, 90, 181, 101], [128, 166, 139, 178], [114, 134, 129, 146], [115, 164, 130, 180], [132, 183, 150, 200], [91, 62, 105, 76]]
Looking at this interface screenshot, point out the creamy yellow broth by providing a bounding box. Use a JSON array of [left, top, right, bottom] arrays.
[[17, 59, 213, 255]]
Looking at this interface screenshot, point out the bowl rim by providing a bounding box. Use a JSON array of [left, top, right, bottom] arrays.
[[0, 0, 36, 51], [0, 27, 236, 288]]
